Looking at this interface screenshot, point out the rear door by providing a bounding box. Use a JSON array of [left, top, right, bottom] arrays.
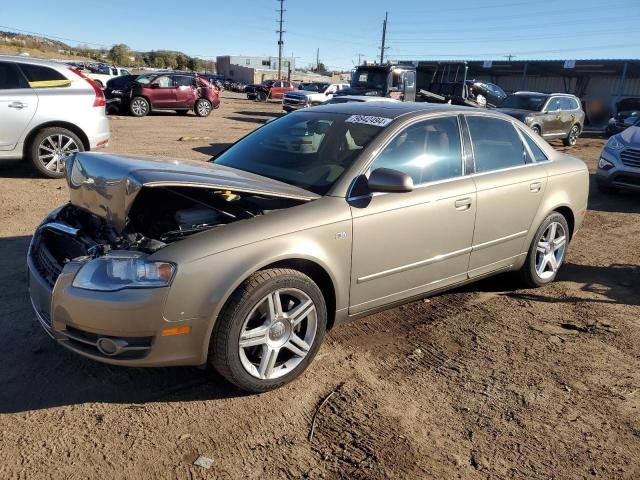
[[465, 115, 548, 278], [174, 75, 197, 107], [349, 115, 477, 314], [0, 61, 38, 153], [558, 97, 580, 135], [270, 81, 284, 98]]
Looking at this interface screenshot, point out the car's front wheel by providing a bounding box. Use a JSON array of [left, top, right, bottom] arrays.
[[130, 96, 150, 117], [194, 98, 212, 117], [29, 127, 84, 178], [532, 125, 542, 136], [520, 212, 570, 287], [563, 124, 580, 146], [210, 268, 327, 392]]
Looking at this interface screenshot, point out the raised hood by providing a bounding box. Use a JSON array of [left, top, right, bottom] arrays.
[[65, 152, 320, 232]]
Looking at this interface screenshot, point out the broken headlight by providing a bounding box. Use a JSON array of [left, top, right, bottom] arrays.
[[72, 251, 176, 291]]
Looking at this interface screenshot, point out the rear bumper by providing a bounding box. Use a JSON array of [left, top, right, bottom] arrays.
[[84, 113, 111, 150]]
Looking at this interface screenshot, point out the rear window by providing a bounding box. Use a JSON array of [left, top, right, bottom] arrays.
[[0, 62, 28, 89], [18, 64, 70, 88], [519, 129, 548, 162]]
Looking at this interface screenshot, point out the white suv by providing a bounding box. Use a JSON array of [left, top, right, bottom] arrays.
[[0, 56, 110, 178]]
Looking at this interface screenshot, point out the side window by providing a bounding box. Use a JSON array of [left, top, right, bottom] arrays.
[[153, 76, 174, 88], [370, 116, 463, 185], [545, 97, 561, 112], [466, 116, 529, 173], [121, 69, 131, 76], [519, 129, 548, 162], [175, 76, 195, 87], [0, 62, 28, 89], [560, 97, 579, 110], [18, 64, 69, 88]]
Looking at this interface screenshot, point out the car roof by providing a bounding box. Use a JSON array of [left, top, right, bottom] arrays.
[[0, 54, 69, 68], [311, 101, 479, 118]]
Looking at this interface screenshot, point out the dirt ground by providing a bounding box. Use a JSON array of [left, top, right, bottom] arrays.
[[1, 93, 639, 480]]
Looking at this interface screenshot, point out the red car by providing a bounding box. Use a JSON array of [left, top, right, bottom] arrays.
[[113, 73, 220, 117], [247, 80, 296, 101]]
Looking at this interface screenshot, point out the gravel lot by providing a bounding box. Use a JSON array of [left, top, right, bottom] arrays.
[[1, 92, 639, 479]]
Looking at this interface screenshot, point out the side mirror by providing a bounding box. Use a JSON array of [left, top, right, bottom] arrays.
[[367, 168, 413, 193]]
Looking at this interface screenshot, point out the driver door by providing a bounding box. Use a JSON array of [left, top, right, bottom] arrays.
[[349, 115, 477, 314], [148, 75, 177, 107]]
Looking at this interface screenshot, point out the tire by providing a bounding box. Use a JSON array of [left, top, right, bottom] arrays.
[[256, 91, 267, 102], [531, 125, 541, 136], [130, 96, 150, 117], [519, 212, 570, 288], [176, 109, 189, 116], [563, 124, 580, 146], [194, 98, 212, 117], [29, 127, 84, 179], [209, 268, 327, 392]]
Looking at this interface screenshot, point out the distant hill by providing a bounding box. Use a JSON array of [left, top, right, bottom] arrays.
[[0, 31, 215, 71]]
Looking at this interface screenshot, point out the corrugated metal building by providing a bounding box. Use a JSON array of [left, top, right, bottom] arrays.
[[396, 59, 640, 126]]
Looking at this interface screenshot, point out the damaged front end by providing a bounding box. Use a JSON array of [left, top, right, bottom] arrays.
[[27, 152, 317, 361]]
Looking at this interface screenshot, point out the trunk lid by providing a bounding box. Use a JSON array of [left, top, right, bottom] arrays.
[[65, 152, 320, 232]]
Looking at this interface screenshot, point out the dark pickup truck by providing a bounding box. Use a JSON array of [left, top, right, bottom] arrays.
[[337, 62, 506, 108]]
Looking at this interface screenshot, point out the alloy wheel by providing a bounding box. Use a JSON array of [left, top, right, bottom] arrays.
[[569, 126, 579, 145], [238, 288, 317, 380], [38, 134, 79, 173], [535, 222, 567, 280], [131, 98, 148, 116], [197, 100, 211, 116]]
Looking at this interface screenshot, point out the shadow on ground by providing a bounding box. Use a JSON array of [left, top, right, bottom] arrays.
[[0, 235, 243, 414]]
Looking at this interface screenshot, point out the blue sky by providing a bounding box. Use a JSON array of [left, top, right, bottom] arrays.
[[1, 0, 638, 70]]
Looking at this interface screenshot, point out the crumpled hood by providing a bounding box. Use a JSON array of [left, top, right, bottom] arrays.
[[619, 126, 640, 145], [494, 108, 535, 121], [65, 152, 319, 232]]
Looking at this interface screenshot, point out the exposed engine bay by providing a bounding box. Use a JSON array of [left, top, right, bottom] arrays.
[[53, 186, 305, 258]]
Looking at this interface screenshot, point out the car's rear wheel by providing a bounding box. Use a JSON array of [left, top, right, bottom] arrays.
[[130, 96, 150, 117], [210, 268, 327, 392], [29, 127, 84, 178], [519, 212, 569, 287], [194, 98, 212, 117], [563, 124, 580, 146]]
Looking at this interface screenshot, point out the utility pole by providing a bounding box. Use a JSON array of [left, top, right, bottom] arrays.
[[356, 53, 364, 65], [505, 54, 515, 61], [379, 12, 388, 64], [277, 0, 285, 80], [316, 48, 320, 72]]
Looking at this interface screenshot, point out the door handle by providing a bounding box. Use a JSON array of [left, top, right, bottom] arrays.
[[8, 102, 26, 109], [530, 182, 542, 193], [454, 197, 472, 211]]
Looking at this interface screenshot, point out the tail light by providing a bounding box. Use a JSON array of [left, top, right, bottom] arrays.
[[68, 67, 106, 107]]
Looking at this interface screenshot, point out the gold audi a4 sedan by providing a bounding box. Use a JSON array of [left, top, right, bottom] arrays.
[[28, 103, 589, 392]]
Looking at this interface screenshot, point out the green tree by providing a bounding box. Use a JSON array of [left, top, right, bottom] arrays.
[[109, 44, 131, 65]]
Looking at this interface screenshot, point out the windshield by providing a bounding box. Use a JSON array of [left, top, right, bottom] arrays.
[[499, 94, 547, 111], [212, 111, 389, 195], [352, 68, 388, 90]]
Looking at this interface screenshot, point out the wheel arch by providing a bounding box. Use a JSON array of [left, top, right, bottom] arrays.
[[22, 121, 90, 159], [553, 205, 575, 240]]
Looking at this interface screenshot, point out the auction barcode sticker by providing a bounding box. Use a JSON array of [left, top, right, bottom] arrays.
[[345, 115, 393, 127]]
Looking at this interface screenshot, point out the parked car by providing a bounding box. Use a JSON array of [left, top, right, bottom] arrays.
[[496, 92, 585, 146], [104, 74, 140, 113], [605, 97, 640, 136], [0, 55, 110, 178], [247, 80, 296, 101], [28, 103, 588, 392], [282, 82, 349, 112], [85, 65, 133, 89], [106, 73, 220, 117], [596, 126, 640, 193]]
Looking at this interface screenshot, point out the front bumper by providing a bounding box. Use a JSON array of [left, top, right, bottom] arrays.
[[596, 148, 640, 190], [27, 225, 209, 367]]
